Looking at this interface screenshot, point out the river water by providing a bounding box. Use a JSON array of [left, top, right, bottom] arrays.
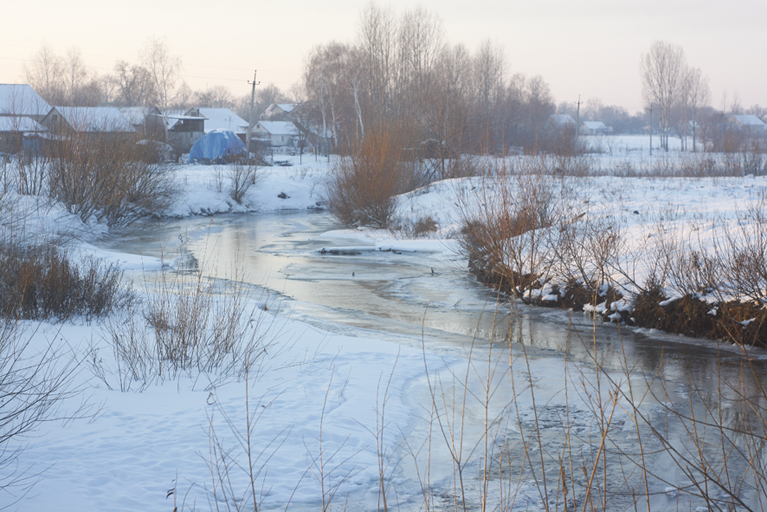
[[97, 210, 767, 511]]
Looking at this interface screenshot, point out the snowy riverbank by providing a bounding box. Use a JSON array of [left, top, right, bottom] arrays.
[[3, 145, 767, 510]]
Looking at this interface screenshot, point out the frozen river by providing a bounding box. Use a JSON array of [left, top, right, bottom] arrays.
[[95, 210, 767, 511]]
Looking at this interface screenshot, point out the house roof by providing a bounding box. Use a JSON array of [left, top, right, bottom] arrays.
[[276, 104, 297, 113], [51, 107, 136, 133], [582, 121, 608, 130], [255, 121, 299, 136], [118, 106, 160, 126], [549, 114, 576, 125], [161, 109, 194, 130], [196, 108, 248, 134], [0, 84, 51, 117], [266, 103, 297, 114], [0, 116, 47, 132], [731, 114, 765, 127]]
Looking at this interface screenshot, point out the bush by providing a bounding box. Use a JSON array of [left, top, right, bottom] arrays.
[[98, 263, 276, 390], [227, 161, 259, 204], [0, 239, 132, 321], [458, 166, 568, 297], [48, 135, 175, 227], [325, 120, 412, 228]]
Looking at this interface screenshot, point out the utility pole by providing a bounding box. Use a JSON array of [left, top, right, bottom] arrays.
[[246, 70, 259, 161]]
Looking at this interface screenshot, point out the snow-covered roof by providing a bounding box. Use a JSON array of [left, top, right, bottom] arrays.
[[276, 104, 296, 113], [731, 114, 765, 128], [161, 109, 194, 130], [582, 121, 608, 130], [0, 116, 47, 132], [52, 107, 136, 133], [196, 108, 248, 134], [0, 84, 51, 117], [118, 106, 159, 126], [549, 114, 576, 125], [255, 121, 299, 136]]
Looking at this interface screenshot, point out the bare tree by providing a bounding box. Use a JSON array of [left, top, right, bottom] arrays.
[[358, 3, 396, 116], [24, 44, 65, 105], [471, 40, 507, 151], [640, 40, 686, 151], [303, 42, 358, 151], [110, 61, 158, 107], [683, 66, 710, 152], [424, 43, 471, 177], [395, 7, 443, 118], [140, 37, 183, 112], [194, 85, 235, 109], [62, 48, 90, 106]]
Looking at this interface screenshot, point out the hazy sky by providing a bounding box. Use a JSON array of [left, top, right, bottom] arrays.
[[1, 0, 765, 113]]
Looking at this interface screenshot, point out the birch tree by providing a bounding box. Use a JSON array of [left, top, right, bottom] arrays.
[[640, 40, 686, 151], [683, 66, 710, 152], [140, 37, 183, 112]]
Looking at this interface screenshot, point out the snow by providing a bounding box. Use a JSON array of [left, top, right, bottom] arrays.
[[51, 106, 136, 133], [0, 84, 51, 117], [2, 143, 767, 511], [197, 108, 249, 134], [0, 116, 47, 132], [255, 121, 300, 136]]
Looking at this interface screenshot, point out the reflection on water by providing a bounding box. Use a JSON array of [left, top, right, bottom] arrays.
[[98, 210, 767, 510]]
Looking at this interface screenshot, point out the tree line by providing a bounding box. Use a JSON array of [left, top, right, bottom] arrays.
[[22, 14, 766, 158], [22, 37, 291, 120], [298, 5, 566, 157]]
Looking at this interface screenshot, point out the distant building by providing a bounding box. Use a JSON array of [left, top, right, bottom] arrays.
[[165, 109, 206, 153], [580, 121, 610, 136], [196, 108, 248, 135], [0, 84, 52, 154], [549, 114, 576, 127], [251, 121, 299, 147], [41, 106, 135, 141], [0, 84, 51, 121], [118, 106, 165, 140], [0, 116, 47, 154], [262, 103, 298, 121], [730, 114, 766, 134]]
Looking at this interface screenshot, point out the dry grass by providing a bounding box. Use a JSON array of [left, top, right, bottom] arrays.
[[98, 257, 278, 391], [0, 238, 132, 321]]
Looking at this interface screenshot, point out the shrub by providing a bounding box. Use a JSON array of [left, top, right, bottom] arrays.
[[458, 166, 568, 297], [48, 135, 175, 227], [0, 239, 132, 321], [325, 120, 411, 228], [98, 264, 276, 390], [227, 161, 259, 204]]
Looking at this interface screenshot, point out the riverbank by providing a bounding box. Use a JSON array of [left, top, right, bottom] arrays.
[[2, 150, 767, 511]]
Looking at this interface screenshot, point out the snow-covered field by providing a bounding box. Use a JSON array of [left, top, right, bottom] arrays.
[[2, 139, 767, 511]]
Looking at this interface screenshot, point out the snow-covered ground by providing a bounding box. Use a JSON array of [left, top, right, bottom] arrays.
[[2, 143, 767, 511]]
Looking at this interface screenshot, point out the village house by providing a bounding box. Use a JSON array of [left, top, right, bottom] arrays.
[[262, 103, 298, 121], [118, 106, 165, 140], [251, 121, 300, 148], [730, 114, 766, 135], [580, 121, 611, 136], [164, 108, 206, 153], [0, 84, 52, 153], [40, 106, 135, 143], [548, 114, 577, 128], [197, 108, 249, 135]]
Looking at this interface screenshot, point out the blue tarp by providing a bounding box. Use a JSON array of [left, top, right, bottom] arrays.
[[189, 129, 246, 164]]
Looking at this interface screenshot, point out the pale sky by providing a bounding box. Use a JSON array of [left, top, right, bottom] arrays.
[[1, 0, 765, 113]]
